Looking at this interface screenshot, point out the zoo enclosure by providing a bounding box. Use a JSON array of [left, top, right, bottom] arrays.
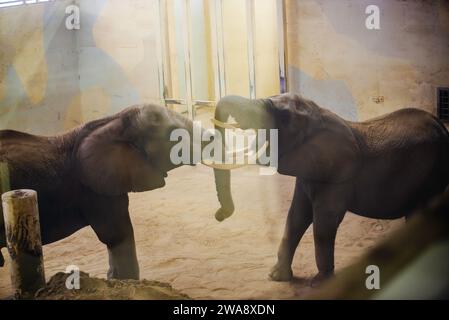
[[156, 0, 288, 119]]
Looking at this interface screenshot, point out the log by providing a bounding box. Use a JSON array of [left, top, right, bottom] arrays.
[[1, 189, 45, 299]]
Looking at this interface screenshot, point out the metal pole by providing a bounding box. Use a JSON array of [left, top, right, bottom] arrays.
[[182, 0, 195, 119], [210, 0, 226, 100], [157, 0, 168, 106], [276, 0, 288, 93], [246, 0, 256, 99], [2, 189, 45, 299]]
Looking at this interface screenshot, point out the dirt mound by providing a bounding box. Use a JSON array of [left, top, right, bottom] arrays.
[[35, 271, 190, 300]]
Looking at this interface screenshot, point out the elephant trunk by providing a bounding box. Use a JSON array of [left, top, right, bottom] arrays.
[[211, 96, 274, 222], [173, 112, 234, 221], [213, 126, 234, 222]]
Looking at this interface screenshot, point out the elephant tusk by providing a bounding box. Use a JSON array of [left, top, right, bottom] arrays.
[[226, 144, 251, 158], [211, 119, 258, 136], [200, 160, 247, 170], [211, 118, 240, 129], [227, 140, 269, 161], [201, 141, 269, 170]]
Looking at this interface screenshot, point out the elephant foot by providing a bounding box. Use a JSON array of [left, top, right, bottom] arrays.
[[310, 272, 333, 288], [269, 263, 293, 282], [107, 268, 114, 280], [107, 266, 139, 280]]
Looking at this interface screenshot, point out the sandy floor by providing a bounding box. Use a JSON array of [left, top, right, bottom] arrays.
[[0, 163, 403, 299], [35, 271, 190, 300]]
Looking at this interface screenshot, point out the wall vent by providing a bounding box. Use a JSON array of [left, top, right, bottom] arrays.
[[437, 87, 449, 122]]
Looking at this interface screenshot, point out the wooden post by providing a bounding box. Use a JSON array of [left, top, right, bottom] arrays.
[[1, 189, 45, 299]]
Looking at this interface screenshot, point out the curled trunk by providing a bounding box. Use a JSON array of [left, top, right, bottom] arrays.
[[212, 96, 273, 222]]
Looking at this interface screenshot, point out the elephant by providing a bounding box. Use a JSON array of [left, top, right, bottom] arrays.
[[0, 103, 206, 280], [209, 93, 449, 286]]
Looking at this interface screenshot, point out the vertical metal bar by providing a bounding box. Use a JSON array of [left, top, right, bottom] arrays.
[[276, 0, 288, 93], [157, 0, 167, 106], [182, 0, 194, 119], [160, 0, 226, 111], [246, 0, 256, 99], [209, 0, 220, 101], [211, 0, 226, 100]]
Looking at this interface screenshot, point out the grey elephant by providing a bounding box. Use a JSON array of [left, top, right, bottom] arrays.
[[209, 93, 449, 286], [0, 104, 206, 279]]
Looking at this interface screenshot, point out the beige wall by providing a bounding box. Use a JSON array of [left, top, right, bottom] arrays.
[[0, 0, 79, 135], [1, 0, 448, 135], [0, 0, 160, 135], [0, 0, 280, 135], [286, 0, 449, 121], [222, 0, 279, 98]]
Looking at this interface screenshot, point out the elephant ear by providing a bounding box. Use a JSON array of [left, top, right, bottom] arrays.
[[273, 94, 360, 182], [271, 94, 322, 151], [76, 113, 166, 196]]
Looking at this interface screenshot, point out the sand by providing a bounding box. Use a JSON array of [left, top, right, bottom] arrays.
[[0, 163, 403, 299], [34, 271, 190, 300]]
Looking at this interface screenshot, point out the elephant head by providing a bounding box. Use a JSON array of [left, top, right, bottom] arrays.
[[75, 104, 204, 196], [208, 93, 360, 221]]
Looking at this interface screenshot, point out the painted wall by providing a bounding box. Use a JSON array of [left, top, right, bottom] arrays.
[[0, 0, 279, 134], [0, 0, 160, 135], [1, 0, 448, 135], [0, 0, 79, 135], [286, 0, 449, 121], [73, 0, 160, 127]]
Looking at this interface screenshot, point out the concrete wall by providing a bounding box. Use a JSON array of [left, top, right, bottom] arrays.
[[0, 0, 79, 135], [0, 0, 281, 135], [286, 0, 449, 121], [0, 0, 160, 135], [1, 0, 448, 135], [73, 0, 160, 127]]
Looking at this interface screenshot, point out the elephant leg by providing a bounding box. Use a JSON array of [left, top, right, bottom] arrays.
[[0, 211, 6, 267], [311, 201, 346, 287], [270, 180, 312, 281], [0, 239, 5, 267], [106, 230, 139, 280], [85, 195, 139, 280], [0, 221, 5, 267]]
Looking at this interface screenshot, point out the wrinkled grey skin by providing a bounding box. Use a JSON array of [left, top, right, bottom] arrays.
[[213, 93, 449, 286], [0, 104, 201, 279]]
